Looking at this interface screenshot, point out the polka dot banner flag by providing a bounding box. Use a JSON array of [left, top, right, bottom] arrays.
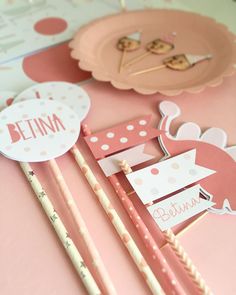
[[126, 149, 215, 205], [84, 115, 163, 159]]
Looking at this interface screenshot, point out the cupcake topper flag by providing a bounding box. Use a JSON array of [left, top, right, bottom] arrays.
[[117, 31, 141, 73], [124, 32, 176, 68], [131, 53, 212, 76]]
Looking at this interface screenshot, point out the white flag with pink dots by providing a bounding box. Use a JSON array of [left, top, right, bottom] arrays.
[[126, 149, 215, 205]]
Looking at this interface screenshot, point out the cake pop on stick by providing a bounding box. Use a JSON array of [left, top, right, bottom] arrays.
[[117, 32, 141, 73], [124, 33, 176, 68], [131, 53, 212, 76]]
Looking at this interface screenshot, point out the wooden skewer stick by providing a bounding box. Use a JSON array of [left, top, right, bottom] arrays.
[[123, 51, 152, 68], [119, 50, 126, 73], [121, 159, 213, 295], [131, 64, 166, 76]]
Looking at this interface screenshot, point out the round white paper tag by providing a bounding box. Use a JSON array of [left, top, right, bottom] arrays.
[[14, 82, 90, 120], [0, 99, 80, 162]]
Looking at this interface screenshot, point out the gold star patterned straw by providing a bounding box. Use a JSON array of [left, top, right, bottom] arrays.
[[19, 162, 101, 295]]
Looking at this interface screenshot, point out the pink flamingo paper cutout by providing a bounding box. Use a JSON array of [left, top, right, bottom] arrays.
[[158, 101, 236, 215]]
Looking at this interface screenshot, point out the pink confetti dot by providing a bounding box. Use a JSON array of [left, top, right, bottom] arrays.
[[134, 178, 143, 185], [151, 168, 159, 175], [94, 183, 101, 192], [82, 166, 88, 174], [34, 17, 67, 35], [122, 233, 131, 244], [139, 258, 147, 268], [107, 212, 114, 221], [171, 162, 180, 169]]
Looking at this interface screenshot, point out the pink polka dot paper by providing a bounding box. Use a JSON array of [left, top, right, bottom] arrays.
[[0, 99, 80, 162], [84, 115, 162, 159]]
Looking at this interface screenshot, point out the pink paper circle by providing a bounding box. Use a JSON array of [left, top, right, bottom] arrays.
[[34, 17, 67, 35]]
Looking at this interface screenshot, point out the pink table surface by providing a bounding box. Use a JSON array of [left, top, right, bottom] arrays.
[[1, 72, 236, 294]]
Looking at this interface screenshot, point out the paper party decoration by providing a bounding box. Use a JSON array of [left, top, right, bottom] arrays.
[[76, 128, 166, 295], [14, 82, 90, 120], [159, 100, 236, 214], [82, 122, 186, 295], [117, 32, 141, 73], [10, 86, 116, 294], [119, 157, 212, 295], [0, 99, 80, 162], [84, 115, 162, 159], [147, 184, 215, 231], [98, 144, 155, 177], [126, 149, 215, 205], [124, 33, 176, 68], [132, 53, 212, 76]]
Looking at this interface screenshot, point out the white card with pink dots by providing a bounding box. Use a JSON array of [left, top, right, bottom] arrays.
[[126, 149, 215, 205], [0, 99, 80, 162]]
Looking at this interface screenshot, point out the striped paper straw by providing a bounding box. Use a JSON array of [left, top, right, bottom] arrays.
[[19, 162, 101, 295], [70, 144, 165, 295]]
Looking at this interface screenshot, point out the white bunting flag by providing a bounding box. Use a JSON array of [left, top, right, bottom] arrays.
[[126, 149, 215, 204], [147, 185, 215, 231], [98, 144, 155, 177]]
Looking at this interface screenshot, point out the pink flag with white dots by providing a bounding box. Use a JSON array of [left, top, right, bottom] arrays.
[[84, 115, 162, 159]]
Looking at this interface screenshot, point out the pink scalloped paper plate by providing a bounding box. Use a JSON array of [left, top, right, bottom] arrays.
[[69, 9, 236, 96]]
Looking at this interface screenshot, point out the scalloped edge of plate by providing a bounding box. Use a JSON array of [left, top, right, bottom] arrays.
[[69, 9, 236, 96]]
